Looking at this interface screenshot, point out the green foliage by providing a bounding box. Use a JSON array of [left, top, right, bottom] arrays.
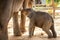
[[54, 0, 60, 3], [46, 0, 60, 4], [46, 0, 51, 4]]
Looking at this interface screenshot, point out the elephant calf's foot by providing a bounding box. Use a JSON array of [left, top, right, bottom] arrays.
[[53, 34, 57, 38], [48, 35, 53, 38]]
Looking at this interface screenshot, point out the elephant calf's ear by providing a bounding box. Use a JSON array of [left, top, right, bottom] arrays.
[[28, 13, 33, 18]]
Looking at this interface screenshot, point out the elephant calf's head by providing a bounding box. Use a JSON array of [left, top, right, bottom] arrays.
[[21, 8, 33, 16]]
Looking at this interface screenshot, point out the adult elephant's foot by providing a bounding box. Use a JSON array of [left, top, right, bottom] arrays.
[[20, 27, 26, 34], [14, 33, 21, 36], [13, 27, 22, 36], [0, 31, 8, 40]]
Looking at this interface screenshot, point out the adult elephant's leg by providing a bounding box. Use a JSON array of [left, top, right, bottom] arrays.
[[12, 0, 25, 35], [19, 0, 29, 34], [13, 12, 21, 36], [20, 10, 26, 33], [28, 0, 33, 8], [19, 0, 33, 34], [20, 0, 27, 33], [0, 22, 8, 40], [0, 0, 13, 40]]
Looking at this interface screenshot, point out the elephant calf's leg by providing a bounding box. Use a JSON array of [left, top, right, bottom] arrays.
[[29, 22, 35, 38], [50, 25, 57, 38], [13, 12, 21, 36], [42, 21, 53, 38], [43, 28, 53, 38]]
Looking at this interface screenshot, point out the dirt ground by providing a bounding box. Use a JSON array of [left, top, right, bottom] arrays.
[[9, 35, 60, 40], [8, 15, 60, 40]]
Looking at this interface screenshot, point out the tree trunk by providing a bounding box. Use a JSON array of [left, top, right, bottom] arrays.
[[52, 0, 55, 18]]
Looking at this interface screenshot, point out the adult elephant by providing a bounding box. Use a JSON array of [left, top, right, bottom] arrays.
[[0, 0, 24, 40], [0, 0, 33, 40]]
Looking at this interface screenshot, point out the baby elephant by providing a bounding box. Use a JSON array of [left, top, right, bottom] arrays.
[[22, 8, 57, 38]]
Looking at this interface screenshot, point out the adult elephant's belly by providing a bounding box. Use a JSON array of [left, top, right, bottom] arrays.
[[13, 0, 24, 12]]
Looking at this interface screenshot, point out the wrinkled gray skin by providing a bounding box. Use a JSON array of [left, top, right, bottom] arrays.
[[22, 8, 57, 38], [0, 0, 24, 40]]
